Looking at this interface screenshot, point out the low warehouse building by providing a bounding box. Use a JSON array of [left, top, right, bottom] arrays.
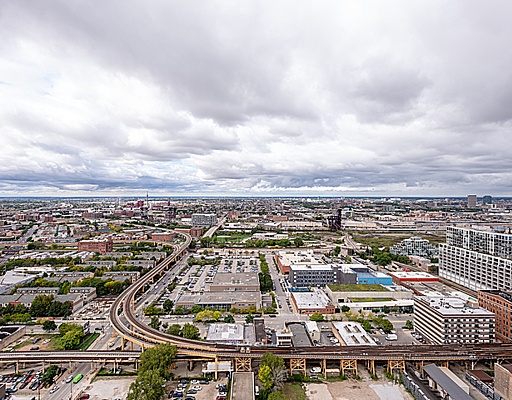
[[291, 289, 335, 315], [332, 322, 376, 346]]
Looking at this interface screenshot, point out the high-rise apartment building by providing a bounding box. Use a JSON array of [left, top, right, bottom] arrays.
[[483, 195, 493, 205], [440, 226, 512, 291], [467, 194, 477, 207], [414, 296, 495, 345], [191, 213, 217, 227]]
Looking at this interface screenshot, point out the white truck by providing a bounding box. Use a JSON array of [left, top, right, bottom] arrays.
[[385, 334, 398, 341]]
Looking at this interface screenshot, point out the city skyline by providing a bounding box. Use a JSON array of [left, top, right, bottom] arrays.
[[2, 1, 512, 197]]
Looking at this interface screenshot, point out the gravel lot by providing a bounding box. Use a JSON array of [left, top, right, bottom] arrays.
[[82, 376, 136, 400]]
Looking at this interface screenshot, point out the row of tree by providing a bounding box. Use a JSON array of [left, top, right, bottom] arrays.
[[127, 343, 178, 400], [309, 310, 394, 331]]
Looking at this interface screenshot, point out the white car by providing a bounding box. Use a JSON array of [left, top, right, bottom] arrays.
[[193, 385, 202, 390], [50, 386, 59, 393]]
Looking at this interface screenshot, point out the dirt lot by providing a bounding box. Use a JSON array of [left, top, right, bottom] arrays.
[[14, 334, 59, 351], [83, 376, 136, 400], [305, 380, 415, 400]]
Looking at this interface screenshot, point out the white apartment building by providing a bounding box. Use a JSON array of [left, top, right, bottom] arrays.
[[390, 236, 438, 258], [191, 213, 217, 227], [414, 296, 495, 345], [440, 226, 512, 291], [446, 226, 512, 259]]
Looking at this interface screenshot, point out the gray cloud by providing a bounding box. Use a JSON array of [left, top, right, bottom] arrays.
[[1, 0, 512, 196]]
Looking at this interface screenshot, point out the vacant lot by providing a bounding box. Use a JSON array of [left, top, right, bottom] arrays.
[[305, 380, 414, 400], [14, 334, 59, 351], [84, 376, 136, 400]]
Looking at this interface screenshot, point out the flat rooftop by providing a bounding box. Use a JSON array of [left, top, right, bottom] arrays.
[[178, 291, 261, 304], [407, 282, 478, 303], [231, 372, 255, 400], [292, 290, 333, 309], [389, 271, 439, 281], [211, 272, 259, 286], [290, 264, 334, 271], [332, 322, 377, 346], [327, 284, 388, 292], [418, 297, 494, 316], [206, 323, 244, 342], [287, 322, 313, 347]]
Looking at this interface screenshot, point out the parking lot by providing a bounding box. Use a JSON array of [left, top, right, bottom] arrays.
[[167, 376, 228, 400]]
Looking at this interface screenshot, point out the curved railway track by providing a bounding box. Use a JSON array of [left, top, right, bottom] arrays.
[[110, 233, 512, 361]]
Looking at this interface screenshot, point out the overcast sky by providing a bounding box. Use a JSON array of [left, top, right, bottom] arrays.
[[1, 1, 512, 197]]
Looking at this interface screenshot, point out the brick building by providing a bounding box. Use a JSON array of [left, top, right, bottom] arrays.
[[478, 290, 512, 342], [151, 232, 177, 242], [78, 238, 113, 254]]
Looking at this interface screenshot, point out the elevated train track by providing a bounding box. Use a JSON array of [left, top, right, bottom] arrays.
[[107, 230, 512, 376]]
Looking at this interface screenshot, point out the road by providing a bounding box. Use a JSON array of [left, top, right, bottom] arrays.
[[203, 216, 226, 238]]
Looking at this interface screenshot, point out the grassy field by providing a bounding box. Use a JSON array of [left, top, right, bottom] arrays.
[[281, 382, 307, 400], [13, 334, 60, 351], [352, 234, 408, 249], [79, 332, 100, 350], [353, 233, 445, 249]]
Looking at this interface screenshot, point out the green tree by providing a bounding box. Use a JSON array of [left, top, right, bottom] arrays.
[[163, 299, 173, 312], [59, 323, 82, 336], [42, 319, 57, 332], [309, 312, 324, 322], [334, 246, 341, 256], [127, 370, 165, 400], [382, 319, 393, 331], [362, 320, 372, 331], [212, 311, 222, 321], [190, 305, 203, 313], [245, 314, 254, 323], [138, 343, 177, 380], [167, 324, 181, 336], [405, 320, 413, 329], [260, 353, 285, 370], [61, 330, 83, 350], [341, 305, 350, 313], [180, 323, 200, 339], [259, 365, 273, 391], [149, 316, 161, 331], [41, 365, 59, 384], [294, 238, 304, 247], [223, 314, 235, 323]]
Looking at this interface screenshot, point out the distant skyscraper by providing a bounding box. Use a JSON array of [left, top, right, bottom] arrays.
[[467, 194, 477, 207], [483, 195, 492, 205]]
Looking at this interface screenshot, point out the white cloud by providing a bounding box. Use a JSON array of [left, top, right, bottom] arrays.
[[0, 0, 512, 196]]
